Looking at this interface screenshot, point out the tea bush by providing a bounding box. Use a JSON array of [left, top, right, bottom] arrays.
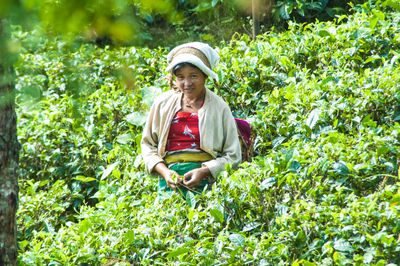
[[16, 3, 400, 265]]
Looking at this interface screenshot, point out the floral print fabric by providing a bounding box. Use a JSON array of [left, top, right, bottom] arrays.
[[166, 111, 201, 152]]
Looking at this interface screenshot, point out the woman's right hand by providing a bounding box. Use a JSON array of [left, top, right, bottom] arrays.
[[154, 162, 181, 190], [164, 170, 182, 190]]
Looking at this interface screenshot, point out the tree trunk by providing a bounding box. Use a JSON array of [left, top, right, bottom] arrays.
[[0, 19, 19, 266], [252, 0, 260, 39]]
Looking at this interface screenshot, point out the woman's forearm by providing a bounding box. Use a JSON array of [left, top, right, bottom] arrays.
[[154, 162, 170, 178]]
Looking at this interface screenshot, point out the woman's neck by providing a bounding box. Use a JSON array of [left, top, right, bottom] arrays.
[[181, 90, 206, 113]]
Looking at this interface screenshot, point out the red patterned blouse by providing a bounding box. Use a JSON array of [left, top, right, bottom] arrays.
[[166, 111, 201, 152]]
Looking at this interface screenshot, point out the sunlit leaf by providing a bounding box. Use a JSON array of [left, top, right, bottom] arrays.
[[242, 222, 261, 232], [332, 161, 349, 176], [101, 162, 119, 180], [272, 136, 286, 149], [280, 5, 291, 20], [333, 239, 354, 252], [261, 177, 276, 190], [210, 208, 224, 223], [167, 247, 190, 258], [142, 86, 161, 107], [306, 109, 321, 130], [126, 112, 147, 126], [185, 191, 196, 208], [365, 55, 381, 64], [73, 176, 96, 182], [229, 233, 245, 246], [116, 133, 134, 145], [212, 0, 219, 8]]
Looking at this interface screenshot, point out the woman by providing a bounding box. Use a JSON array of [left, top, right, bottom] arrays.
[[141, 42, 241, 197]]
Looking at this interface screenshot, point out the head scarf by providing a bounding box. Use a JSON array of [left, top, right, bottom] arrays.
[[166, 42, 220, 81]]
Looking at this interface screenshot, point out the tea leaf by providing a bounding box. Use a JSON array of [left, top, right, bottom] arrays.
[[333, 239, 354, 253], [332, 161, 349, 176], [210, 207, 224, 223], [306, 109, 321, 130], [101, 162, 119, 180], [185, 191, 197, 208], [229, 233, 245, 246]]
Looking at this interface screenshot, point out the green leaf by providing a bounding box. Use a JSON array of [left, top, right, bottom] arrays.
[[377, 146, 389, 156], [347, 47, 356, 56], [298, 7, 305, 17], [383, 0, 400, 9], [255, 43, 263, 57], [167, 247, 190, 258], [101, 162, 119, 180], [242, 222, 261, 232], [272, 136, 286, 149], [124, 230, 135, 243], [365, 55, 381, 64], [188, 209, 195, 221], [280, 5, 291, 20], [185, 191, 197, 208], [210, 208, 224, 223], [373, 10, 385, 20], [363, 249, 374, 264], [390, 194, 400, 207], [116, 133, 133, 145], [142, 86, 161, 107], [126, 112, 147, 126], [19, 240, 29, 251], [140, 12, 153, 23], [229, 233, 245, 246], [376, 260, 387, 266], [319, 0, 329, 9], [306, 109, 321, 130], [289, 160, 302, 173], [333, 239, 354, 252], [44, 220, 55, 233], [73, 175, 96, 182], [261, 177, 276, 190], [192, 2, 212, 12], [370, 17, 379, 29], [309, 0, 327, 11], [78, 219, 91, 234], [296, 260, 317, 266], [333, 161, 349, 176]]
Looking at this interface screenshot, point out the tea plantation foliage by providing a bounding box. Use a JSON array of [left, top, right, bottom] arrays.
[[16, 6, 400, 265]]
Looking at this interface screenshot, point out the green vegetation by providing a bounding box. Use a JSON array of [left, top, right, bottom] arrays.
[[16, 2, 400, 265]]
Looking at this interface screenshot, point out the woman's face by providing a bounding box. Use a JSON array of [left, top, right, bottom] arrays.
[[174, 65, 207, 99]]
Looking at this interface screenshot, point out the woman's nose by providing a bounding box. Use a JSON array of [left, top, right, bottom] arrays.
[[183, 78, 193, 86]]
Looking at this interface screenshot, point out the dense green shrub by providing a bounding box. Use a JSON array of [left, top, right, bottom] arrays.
[[275, 0, 367, 22], [15, 3, 400, 265]]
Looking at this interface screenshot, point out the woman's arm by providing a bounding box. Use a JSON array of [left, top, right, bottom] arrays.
[[141, 99, 165, 175], [201, 104, 242, 179], [141, 90, 180, 175]]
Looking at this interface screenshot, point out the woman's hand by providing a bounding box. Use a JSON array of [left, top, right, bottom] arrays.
[[154, 162, 182, 190], [183, 166, 211, 189], [164, 170, 182, 190]]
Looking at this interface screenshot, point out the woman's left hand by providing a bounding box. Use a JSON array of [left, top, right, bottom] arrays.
[[183, 166, 211, 189]]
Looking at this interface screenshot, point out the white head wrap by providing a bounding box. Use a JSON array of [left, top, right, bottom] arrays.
[[166, 42, 220, 81]]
